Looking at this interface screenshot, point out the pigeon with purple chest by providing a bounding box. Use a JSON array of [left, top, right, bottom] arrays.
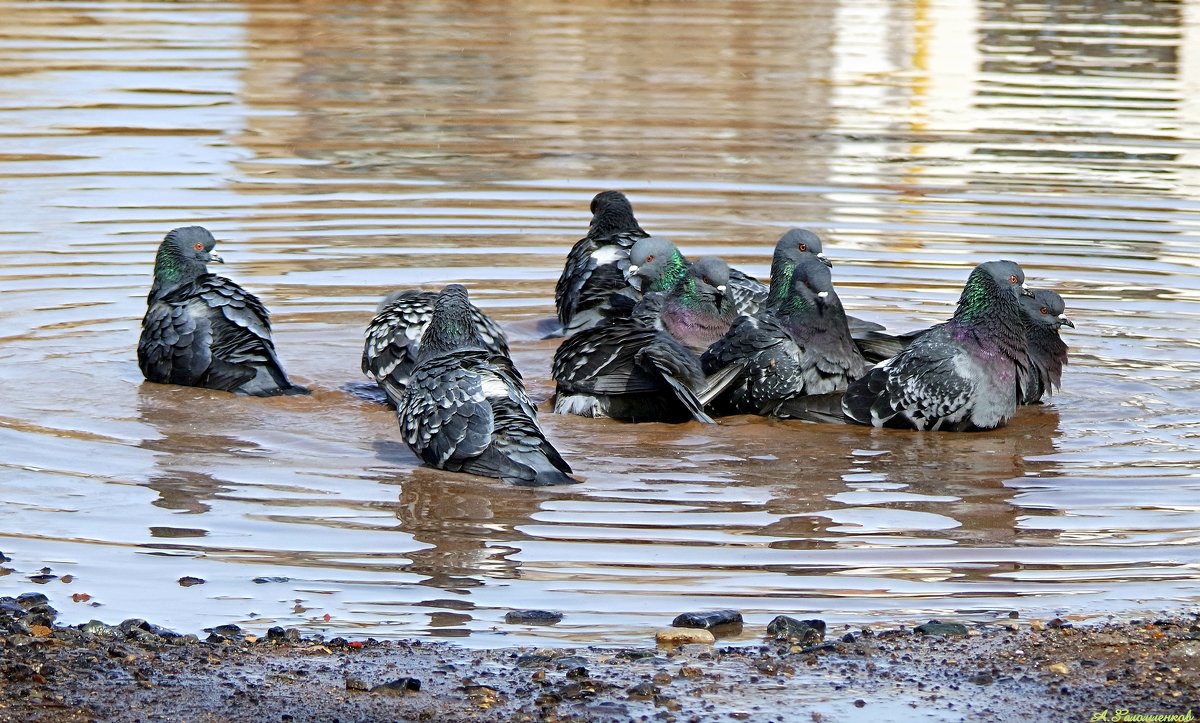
[[137, 226, 308, 396], [842, 260, 1033, 432]]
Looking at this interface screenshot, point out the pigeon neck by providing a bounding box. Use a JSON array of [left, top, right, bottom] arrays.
[[420, 305, 484, 359], [590, 209, 644, 239], [767, 260, 794, 306], [953, 270, 1025, 348], [648, 253, 688, 294], [150, 243, 202, 300]]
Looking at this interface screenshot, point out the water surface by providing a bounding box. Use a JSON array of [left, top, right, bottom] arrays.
[[0, 0, 1198, 646]]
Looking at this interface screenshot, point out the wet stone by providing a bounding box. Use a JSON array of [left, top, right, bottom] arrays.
[[209, 624, 243, 638], [516, 653, 556, 668], [371, 677, 421, 695], [968, 672, 994, 685], [505, 610, 563, 625], [766, 616, 825, 645], [252, 577, 290, 584], [915, 621, 969, 638], [16, 593, 49, 609], [177, 576, 205, 587], [266, 626, 286, 642], [80, 620, 120, 639], [656, 628, 716, 647], [626, 682, 659, 700], [555, 655, 588, 670], [671, 610, 743, 631]]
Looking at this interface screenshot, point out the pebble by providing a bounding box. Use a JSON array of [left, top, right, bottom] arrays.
[[178, 577, 205, 587], [371, 677, 421, 695], [914, 621, 969, 637], [1047, 663, 1069, 676], [1167, 641, 1200, 660], [505, 610, 563, 625], [671, 610, 742, 630], [656, 628, 716, 646], [345, 677, 368, 691], [765, 616, 825, 645]]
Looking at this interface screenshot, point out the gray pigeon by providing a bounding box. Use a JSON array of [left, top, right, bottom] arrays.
[[701, 248, 867, 418], [554, 191, 649, 335], [138, 226, 308, 396], [767, 229, 884, 336], [627, 235, 768, 319], [842, 260, 1033, 431], [397, 285, 577, 486], [623, 237, 739, 355], [1018, 289, 1072, 404], [552, 292, 743, 423], [362, 289, 509, 406]]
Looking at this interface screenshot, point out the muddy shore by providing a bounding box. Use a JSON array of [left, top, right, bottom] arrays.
[[1, 593, 1196, 722]]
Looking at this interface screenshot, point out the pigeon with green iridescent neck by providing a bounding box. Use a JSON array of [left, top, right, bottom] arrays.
[[555, 191, 649, 335], [622, 238, 739, 355], [398, 285, 577, 486], [768, 229, 884, 336], [552, 292, 744, 423], [842, 260, 1033, 431], [363, 289, 509, 407], [138, 226, 308, 396], [626, 236, 767, 320], [701, 249, 867, 418], [1018, 289, 1072, 405]]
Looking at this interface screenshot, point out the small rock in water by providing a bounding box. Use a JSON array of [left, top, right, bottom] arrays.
[[671, 609, 743, 631], [27, 574, 57, 584], [266, 626, 286, 642], [504, 610, 563, 625], [0, 551, 10, 563], [178, 576, 205, 587], [656, 628, 716, 646], [345, 677, 369, 692], [766, 616, 825, 645], [371, 677, 421, 695], [252, 576, 291, 584], [208, 624, 243, 638], [914, 621, 969, 637], [16, 593, 49, 608]]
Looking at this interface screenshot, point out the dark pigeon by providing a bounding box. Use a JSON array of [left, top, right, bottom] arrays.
[[137, 226, 308, 396], [701, 249, 867, 419], [842, 260, 1033, 431], [362, 289, 509, 407], [397, 285, 577, 486], [627, 236, 766, 319], [624, 237, 739, 355], [552, 293, 743, 423], [768, 229, 884, 336], [1018, 289, 1072, 404], [554, 191, 649, 335]]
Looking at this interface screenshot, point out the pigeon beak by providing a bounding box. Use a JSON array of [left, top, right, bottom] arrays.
[[817, 253, 832, 268], [1059, 315, 1075, 329], [208, 251, 224, 264], [716, 284, 727, 293], [1020, 284, 1034, 298], [624, 266, 644, 292]]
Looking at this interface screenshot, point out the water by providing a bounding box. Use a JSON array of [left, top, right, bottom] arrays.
[[0, 0, 1198, 647]]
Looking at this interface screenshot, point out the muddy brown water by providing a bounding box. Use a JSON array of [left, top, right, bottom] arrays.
[[0, 0, 1198, 648]]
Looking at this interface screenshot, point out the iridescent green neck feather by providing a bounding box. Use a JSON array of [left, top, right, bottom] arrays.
[[649, 252, 688, 293]]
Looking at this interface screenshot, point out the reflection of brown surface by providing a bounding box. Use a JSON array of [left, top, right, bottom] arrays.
[[391, 462, 552, 590]]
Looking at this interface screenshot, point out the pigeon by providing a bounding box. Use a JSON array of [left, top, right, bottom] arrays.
[[362, 289, 509, 406], [397, 285, 577, 486], [768, 229, 884, 337], [623, 238, 739, 354], [627, 235, 768, 319], [1018, 289, 1072, 404], [552, 292, 744, 423], [701, 249, 867, 418], [137, 226, 308, 396], [842, 260, 1034, 432], [554, 191, 649, 335]]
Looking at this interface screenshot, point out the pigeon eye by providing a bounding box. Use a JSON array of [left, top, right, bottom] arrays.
[[1039, 306, 1049, 314], [194, 243, 204, 251], [799, 243, 807, 252], [702, 276, 710, 284], [1009, 274, 1018, 283], [645, 255, 654, 262]]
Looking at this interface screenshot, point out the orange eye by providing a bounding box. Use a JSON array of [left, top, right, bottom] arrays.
[[645, 255, 654, 262], [702, 276, 710, 284], [1009, 274, 1018, 283], [799, 243, 807, 252], [194, 243, 204, 251], [1040, 306, 1049, 314]]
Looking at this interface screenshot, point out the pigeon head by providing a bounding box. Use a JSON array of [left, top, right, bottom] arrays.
[[685, 256, 733, 309], [418, 284, 484, 359], [589, 190, 644, 238], [626, 236, 688, 293], [772, 229, 831, 273], [781, 253, 842, 317], [955, 260, 1032, 321], [152, 226, 223, 292], [1020, 289, 1074, 330]]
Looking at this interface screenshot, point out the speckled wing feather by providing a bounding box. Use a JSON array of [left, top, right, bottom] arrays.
[[842, 324, 974, 431], [138, 287, 217, 387], [362, 290, 509, 405], [193, 276, 299, 395], [727, 269, 768, 316], [555, 230, 645, 333]]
